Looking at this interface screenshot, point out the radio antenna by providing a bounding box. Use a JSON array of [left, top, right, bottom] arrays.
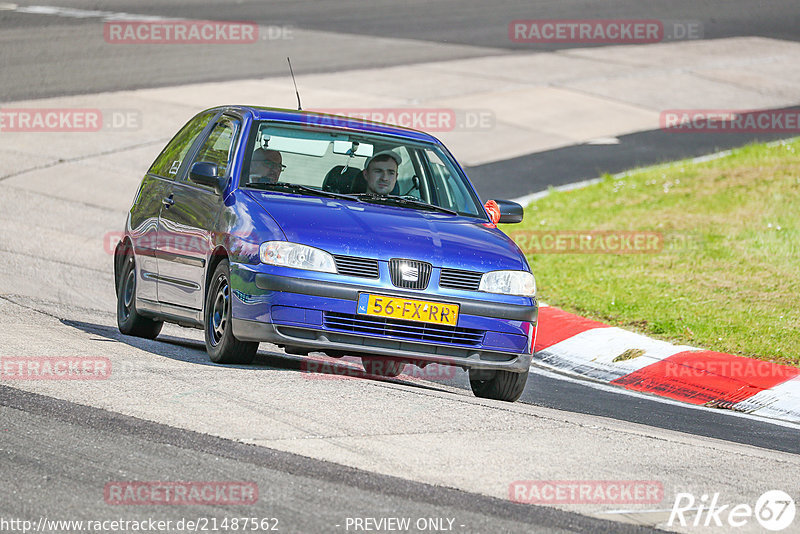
[[287, 57, 302, 111]]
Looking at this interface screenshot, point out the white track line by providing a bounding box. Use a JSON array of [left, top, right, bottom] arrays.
[[11, 4, 169, 21]]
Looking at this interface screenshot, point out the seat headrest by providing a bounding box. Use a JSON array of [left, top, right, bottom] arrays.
[[322, 165, 362, 194]]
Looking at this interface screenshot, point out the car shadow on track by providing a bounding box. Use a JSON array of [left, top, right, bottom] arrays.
[[60, 318, 466, 395]]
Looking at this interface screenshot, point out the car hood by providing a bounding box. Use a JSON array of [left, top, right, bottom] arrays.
[[246, 191, 527, 271]]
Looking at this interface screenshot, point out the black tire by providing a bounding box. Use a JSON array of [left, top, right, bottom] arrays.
[[116, 252, 163, 339], [204, 259, 258, 364], [469, 368, 529, 402], [361, 356, 405, 378]]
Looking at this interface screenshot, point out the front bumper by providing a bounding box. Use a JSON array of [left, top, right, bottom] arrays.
[[231, 271, 538, 373]]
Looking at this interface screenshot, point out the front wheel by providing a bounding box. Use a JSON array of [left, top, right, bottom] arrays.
[[204, 260, 258, 364], [469, 368, 528, 402], [116, 252, 163, 339]]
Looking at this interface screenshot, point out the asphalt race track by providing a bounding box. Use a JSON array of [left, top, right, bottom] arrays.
[[3, 0, 800, 101], [1, 2, 799, 533]]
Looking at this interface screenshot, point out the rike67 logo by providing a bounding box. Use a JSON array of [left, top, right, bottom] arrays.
[[669, 490, 795, 531]]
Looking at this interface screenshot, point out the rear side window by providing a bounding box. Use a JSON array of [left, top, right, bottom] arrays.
[[148, 111, 216, 178]]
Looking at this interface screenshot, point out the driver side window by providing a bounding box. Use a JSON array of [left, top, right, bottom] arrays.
[[187, 117, 240, 181]]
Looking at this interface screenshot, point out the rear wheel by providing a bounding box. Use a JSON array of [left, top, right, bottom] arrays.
[[469, 368, 528, 402], [204, 260, 258, 364], [361, 356, 405, 378], [116, 252, 163, 339]]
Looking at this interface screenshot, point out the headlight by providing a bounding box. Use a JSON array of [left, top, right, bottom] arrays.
[[259, 241, 336, 273], [479, 270, 536, 297]]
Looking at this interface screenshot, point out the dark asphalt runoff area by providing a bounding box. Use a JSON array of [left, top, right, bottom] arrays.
[[466, 124, 798, 200]]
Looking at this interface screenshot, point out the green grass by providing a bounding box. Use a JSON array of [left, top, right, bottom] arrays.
[[502, 139, 800, 366]]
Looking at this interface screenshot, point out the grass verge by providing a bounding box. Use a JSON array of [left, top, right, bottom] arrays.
[[503, 138, 800, 366]]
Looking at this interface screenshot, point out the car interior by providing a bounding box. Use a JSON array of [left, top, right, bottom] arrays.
[[321, 164, 401, 195], [241, 124, 483, 217]]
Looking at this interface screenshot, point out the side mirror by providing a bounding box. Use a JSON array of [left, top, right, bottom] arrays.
[[484, 199, 524, 224], [189, 161, 225, 194]]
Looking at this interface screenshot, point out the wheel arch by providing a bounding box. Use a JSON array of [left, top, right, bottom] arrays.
[[204, 246, 230, 309], [113, 237, 134, 297]]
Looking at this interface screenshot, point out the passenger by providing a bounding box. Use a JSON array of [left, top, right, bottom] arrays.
[[362, 150, 401, 195], [249, 148, 284, 184]]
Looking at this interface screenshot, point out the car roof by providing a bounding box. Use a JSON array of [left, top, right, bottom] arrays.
[[218, 105, 443, 145]]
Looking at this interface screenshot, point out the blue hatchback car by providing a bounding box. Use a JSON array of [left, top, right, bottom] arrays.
[[115, 106, 538, 402]]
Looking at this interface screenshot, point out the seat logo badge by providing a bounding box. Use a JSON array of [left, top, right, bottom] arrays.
[[400, 263, 419, 282]]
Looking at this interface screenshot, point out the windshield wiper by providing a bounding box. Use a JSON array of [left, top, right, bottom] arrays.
[[353, 193, 458, 215], [246, 182, 361, 202]]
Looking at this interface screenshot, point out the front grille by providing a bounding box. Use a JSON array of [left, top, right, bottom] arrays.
[[324, 312, 484, 346], [389, 258, 432, 289], [440, 268, 482, 291], [333, 255, 379, 278]]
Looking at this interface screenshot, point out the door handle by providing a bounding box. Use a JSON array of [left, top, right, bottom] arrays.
[[162, 195, 175, 208]]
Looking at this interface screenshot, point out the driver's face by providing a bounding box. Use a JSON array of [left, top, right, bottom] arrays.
[[250, 152, 283, 183], [364, 160, 397, 195]]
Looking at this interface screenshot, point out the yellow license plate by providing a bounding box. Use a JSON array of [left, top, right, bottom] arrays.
[[357, 293, 459, 326]]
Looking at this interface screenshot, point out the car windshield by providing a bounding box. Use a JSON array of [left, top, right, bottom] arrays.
[[240, 122, 486, 218]]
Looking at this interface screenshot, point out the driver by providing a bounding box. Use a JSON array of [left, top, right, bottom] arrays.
[[249, 148, 284, 184], [362, 150, 401, 195]]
